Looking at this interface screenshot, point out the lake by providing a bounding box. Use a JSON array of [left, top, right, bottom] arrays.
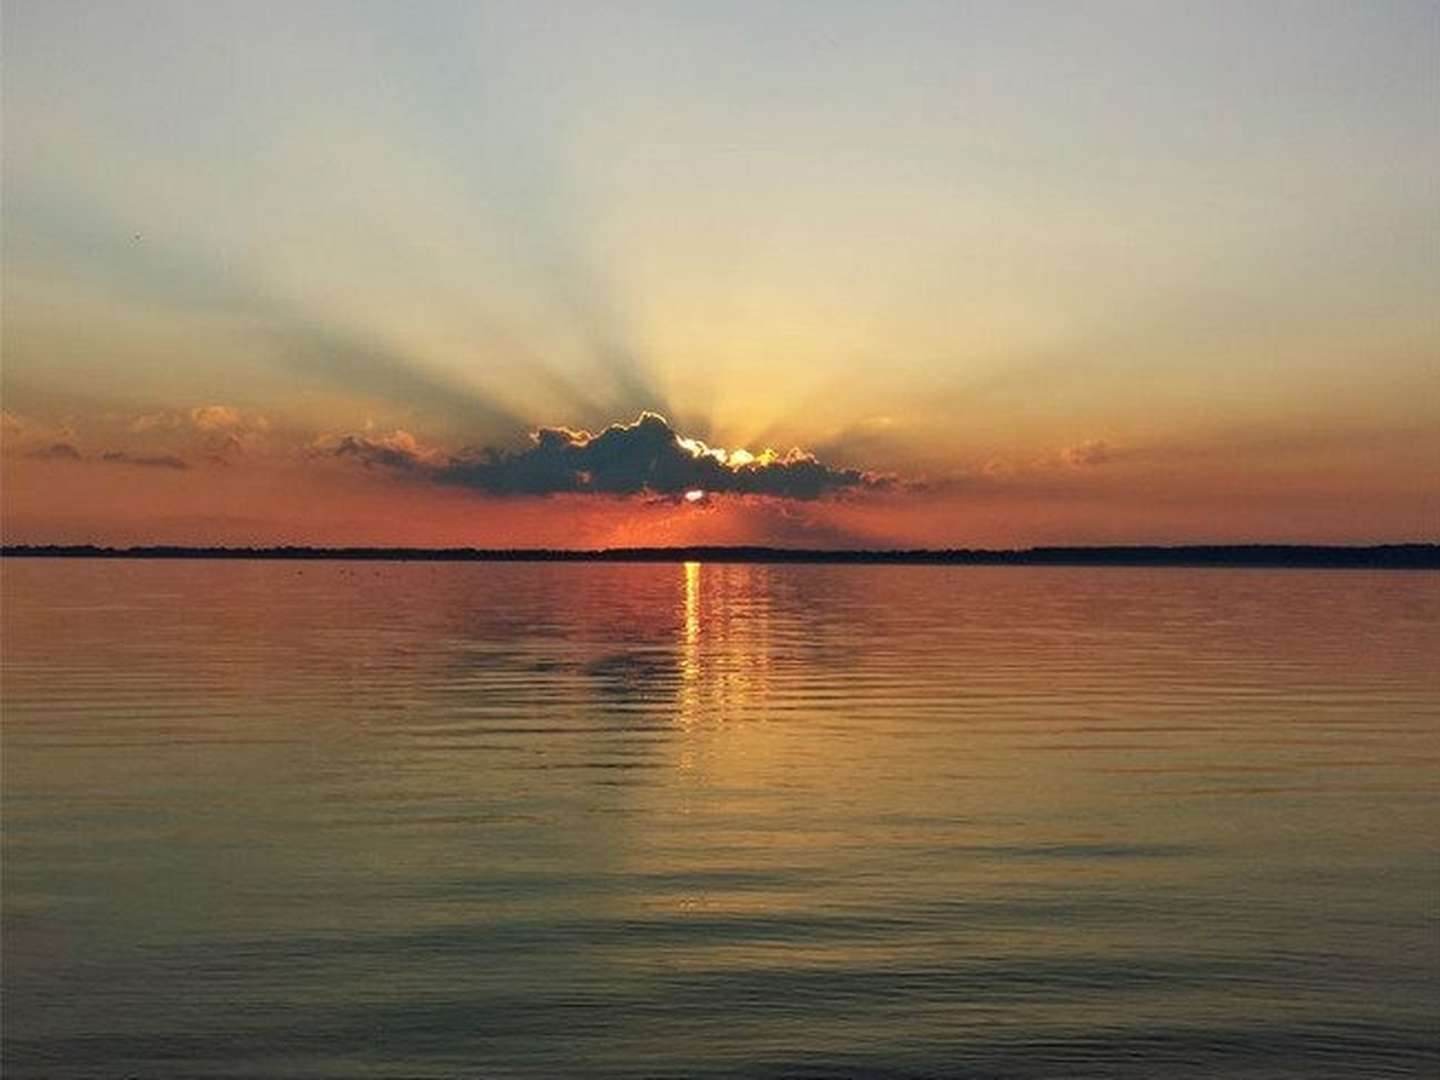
[[3, 559, 1437, 1078]]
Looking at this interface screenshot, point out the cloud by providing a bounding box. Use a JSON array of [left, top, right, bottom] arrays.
[[6, 412, 80, 456], [1060, 439, 1119, 467], [100, 450, 190, 470], [126, 403, 269, 459], [189, 405, 246, 431], [190, 405, 270, 459], [18, 441, 187, 469], [323, 412, 890, 500], [28, 441, 83, 461], [327, 429, 447, 471]]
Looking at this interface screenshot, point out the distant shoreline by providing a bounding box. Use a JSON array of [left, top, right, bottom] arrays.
[[2, 544, 1436, 569]]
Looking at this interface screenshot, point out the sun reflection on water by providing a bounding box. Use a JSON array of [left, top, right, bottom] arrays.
[[674, 560, 781, 752], [677, 561, 702, 745], [683, 561, 701, 649]]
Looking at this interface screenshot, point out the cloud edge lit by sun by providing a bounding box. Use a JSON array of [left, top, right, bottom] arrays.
[[319, 411, 894, 501]]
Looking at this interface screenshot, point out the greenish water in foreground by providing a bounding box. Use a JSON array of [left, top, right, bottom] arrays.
[[3, 560, 1437, 1078]]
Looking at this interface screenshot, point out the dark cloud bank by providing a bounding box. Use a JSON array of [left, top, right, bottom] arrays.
[[333, 412, 887, 500]]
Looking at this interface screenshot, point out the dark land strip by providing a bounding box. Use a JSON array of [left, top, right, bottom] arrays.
[[3, 544, 1436, 568]]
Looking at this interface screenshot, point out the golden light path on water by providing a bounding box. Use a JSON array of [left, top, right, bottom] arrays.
[[2, 560, 1437, 1078], [678, 561, 703, 761]]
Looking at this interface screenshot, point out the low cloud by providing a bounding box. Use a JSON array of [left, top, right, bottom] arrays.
[[6, 412, 80, 456], [3, 410, 32, 437], [101, 450, 190, 470], [323, 412, 889, 500], [1060, 439, 1119, 467], [190, 404, 244, 431], [28, 442, 83, 461], [18, 440, 190, 469], [9, 403, 266, 473], [128, 404, 269, 459], [330, 429, 447, 471]]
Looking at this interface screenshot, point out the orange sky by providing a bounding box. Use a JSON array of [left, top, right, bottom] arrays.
[[3, 411, 1433, 548], [3, 3, 1437, 548]]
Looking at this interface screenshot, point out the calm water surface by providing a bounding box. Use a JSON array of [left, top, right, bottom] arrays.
[[3, 560, 1437, 1078]]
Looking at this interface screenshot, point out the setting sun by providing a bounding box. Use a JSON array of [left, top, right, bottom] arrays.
[[684, 489, 706, 503]]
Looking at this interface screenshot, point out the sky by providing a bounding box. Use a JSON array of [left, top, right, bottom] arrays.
[[3, 0, 1437, 548]]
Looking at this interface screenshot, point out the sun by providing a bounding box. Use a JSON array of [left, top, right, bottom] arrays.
[[684, 489, 706, 503]]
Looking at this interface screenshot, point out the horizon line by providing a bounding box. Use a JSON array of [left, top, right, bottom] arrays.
[[3, 542, 1436, 569]]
